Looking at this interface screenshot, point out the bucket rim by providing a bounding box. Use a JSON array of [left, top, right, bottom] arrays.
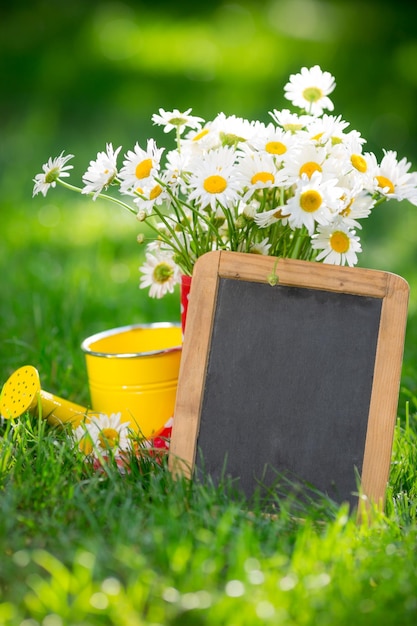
[[81, 322, 182, 359]]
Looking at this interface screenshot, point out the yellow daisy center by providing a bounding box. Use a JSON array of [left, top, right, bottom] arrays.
[[99, 427, 119, 449], [299, 161, 322, 178], [251, 171, 275, 185], [265, 141, 287, 155], [153, 262, 174, 284], [351, 154, 367, 173], [330, 230, 350, 253], [300, 190, 322, 213], [376, 175, 395, 194], [311, 132, 324, 141], [203, 175, 227, 194], [339, 198, 354, 217], [302, 86, 323, 103], [149, 184, 162, 200], [193, 128, 209, 142], [78, 434, 93, 456], [135, 158, 153, 180]]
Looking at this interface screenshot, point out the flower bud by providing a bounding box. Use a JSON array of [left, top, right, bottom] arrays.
[[235, 216, 245, 229]]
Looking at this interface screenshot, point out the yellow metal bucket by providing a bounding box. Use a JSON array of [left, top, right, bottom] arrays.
[[81, 323, 182, 438]]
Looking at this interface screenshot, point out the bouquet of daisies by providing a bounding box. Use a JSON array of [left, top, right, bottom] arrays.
[[33, 65, 417, 298]]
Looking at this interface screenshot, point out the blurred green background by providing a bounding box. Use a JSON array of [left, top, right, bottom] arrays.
[[2, 0, 417, 400]]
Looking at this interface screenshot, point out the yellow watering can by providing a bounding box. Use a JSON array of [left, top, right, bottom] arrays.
[[0, 364, 88, 427], [0, 323, 182, 438]]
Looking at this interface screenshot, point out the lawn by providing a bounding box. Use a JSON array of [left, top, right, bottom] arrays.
[[1, 195, 417, 625]]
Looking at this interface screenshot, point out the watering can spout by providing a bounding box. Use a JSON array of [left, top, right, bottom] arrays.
[[0, 365, 88, 427]]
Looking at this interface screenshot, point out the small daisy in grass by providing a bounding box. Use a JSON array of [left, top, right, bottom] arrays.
[[312, 222, 362, 267], [139, 247, 181, 298], [32, 151, 74, 197], [284, 65, 336, 116], [73, 424, 97, 458], [72, 412, 132, 458], [89, 412, 132, 453], [33, 65, 417, 284], [82, 143, 121, 199]]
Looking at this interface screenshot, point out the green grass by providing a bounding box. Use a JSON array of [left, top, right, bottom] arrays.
[[2, 196, 417, 624]]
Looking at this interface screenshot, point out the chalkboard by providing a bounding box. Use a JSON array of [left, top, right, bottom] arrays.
[[169, 251, 409, 510]]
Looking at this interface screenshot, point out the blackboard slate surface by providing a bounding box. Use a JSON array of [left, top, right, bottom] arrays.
[[169, 251, 409, 511], [197, 278, 382, 507]]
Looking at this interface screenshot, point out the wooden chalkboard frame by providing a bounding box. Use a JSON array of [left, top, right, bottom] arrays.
[[169, 250, 409, 510]]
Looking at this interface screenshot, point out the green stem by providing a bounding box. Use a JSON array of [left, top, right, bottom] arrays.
[[58, 179, 137, 216]]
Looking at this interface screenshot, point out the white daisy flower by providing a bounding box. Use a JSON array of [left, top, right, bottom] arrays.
[[348, 151, 375, 178], [248, 237, 272, 255], [371, 150, 417, 205], [282, 141, 337, 184], [236, 149, 287, 201], [119, 139, 164, 194], [133, 180, 169, 215], [305, 114, 350, 146], [72, 423, 99, 457], [329, 133, 377, 186], [81, 143, 121, 200], [89, 412, 132, 455], [181, 125, 222, 155], [139, 248, 181, 299], [330, 128, 367, 154], [338, 191, 375, 228], [312, 222, 362, 267], [247, 123, 297, 161], [187, 146, 243, 211], [209, 112, 258, 148], [285, 172, 342, 235], [152, 107, 204, 134], [269, 108, 313, 132], [254, 205, 290, 228], [238, 198, 261, 220], [163, 149, 192, 194], [284, 65, 336, 116], [32, 151, 74, 197]]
